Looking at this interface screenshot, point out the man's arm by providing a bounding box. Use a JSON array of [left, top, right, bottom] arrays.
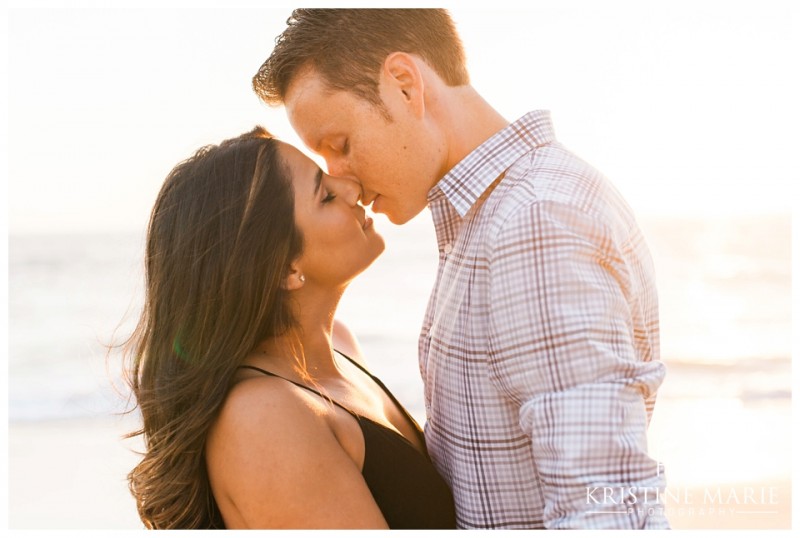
[[487, 200, 668, 529]]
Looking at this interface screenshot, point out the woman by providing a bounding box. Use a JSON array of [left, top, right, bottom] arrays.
[[124, 127, 456, 529]]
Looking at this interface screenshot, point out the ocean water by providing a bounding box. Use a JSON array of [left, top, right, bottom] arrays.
[[7, 212, 792, 423]]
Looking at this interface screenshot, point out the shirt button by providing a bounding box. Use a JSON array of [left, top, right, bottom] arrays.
[[443, 243, 453, 254]]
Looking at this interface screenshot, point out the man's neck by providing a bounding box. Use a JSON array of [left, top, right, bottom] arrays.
[[434, 85, 510, 172]]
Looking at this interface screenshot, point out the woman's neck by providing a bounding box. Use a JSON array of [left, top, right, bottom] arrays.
[[255, 284, 345, 379]]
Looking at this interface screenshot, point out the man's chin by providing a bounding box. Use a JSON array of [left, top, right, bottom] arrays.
[[383, 207, 425, 226], [368, 197, 427, 225]]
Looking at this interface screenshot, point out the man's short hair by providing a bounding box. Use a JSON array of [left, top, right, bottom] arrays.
[[253, 9, 469, 108]]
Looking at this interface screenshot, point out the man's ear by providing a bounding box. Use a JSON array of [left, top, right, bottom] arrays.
[[381, 52, 425, 117], [283, 263, 305, 291]]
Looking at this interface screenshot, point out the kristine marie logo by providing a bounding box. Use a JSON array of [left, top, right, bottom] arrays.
[[585, 486, 667, 518], [584, 462, 782, 519]]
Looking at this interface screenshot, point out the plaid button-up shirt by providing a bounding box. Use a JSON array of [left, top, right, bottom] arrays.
[[420, 111, 668, 529]]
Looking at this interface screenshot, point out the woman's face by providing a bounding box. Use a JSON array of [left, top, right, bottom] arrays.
[[279, 142, 385, 287]]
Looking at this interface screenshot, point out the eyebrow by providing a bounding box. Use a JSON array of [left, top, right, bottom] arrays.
[[313, 168, 323, 196]]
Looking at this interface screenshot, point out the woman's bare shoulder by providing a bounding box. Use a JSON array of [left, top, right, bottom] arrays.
[[208, 375, 325, 451], [205, 375, 386, 528]]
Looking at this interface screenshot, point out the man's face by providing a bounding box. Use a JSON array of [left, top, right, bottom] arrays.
[[284, 68, 444, 224]]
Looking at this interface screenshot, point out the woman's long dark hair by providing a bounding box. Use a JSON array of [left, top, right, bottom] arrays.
[[123, 127, 303, 528]]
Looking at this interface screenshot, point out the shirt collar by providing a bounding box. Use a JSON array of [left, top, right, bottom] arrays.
[[429, 110, 556, 217]]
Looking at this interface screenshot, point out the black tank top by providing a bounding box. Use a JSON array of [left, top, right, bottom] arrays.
[[238, 352, 456, 529]]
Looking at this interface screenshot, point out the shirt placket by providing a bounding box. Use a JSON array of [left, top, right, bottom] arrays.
[[420, 193, 462, 416]]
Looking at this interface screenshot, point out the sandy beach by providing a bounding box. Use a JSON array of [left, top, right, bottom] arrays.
[[646, 392, 793, 530], [7, 395, 791, 530], [8, 414, 144, 530]]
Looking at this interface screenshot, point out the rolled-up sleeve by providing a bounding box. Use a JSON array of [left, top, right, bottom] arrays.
[[487, 200, 668, 529]]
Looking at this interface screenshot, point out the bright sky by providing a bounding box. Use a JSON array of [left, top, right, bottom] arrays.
[[5, 0, 798, 235]]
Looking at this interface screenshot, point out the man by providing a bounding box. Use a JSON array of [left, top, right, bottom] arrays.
[[253, 9, 668, 529]]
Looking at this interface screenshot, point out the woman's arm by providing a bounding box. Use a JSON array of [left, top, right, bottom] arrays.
[[206, 377, 388, 529]]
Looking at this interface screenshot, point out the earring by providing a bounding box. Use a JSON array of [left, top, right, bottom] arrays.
[[299, 275, 305, 282]]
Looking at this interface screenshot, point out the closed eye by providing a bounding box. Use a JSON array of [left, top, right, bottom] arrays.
[[321, 191, 337, 204]]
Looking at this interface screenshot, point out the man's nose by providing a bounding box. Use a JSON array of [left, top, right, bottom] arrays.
[[331, 175, 362, 206], [326, 155, 351, 179], [360, 187, 379, 206]]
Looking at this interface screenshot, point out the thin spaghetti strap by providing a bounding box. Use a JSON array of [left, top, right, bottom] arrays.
[[333, 350, 425, 443], [333, 350, 408, 412], [237, 364, 357, 417], [333, 350, 374, 378]]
